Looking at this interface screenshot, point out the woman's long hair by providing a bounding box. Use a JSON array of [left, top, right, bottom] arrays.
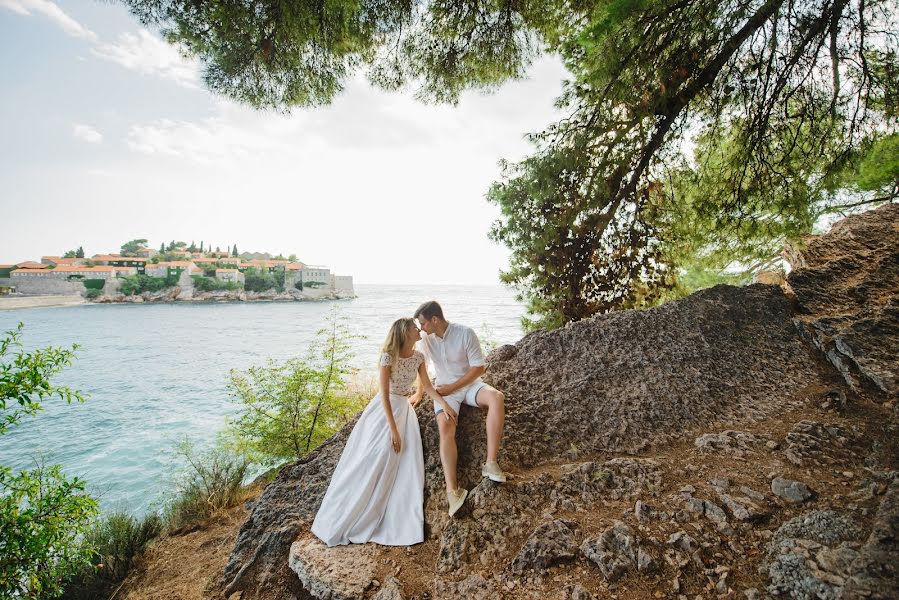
[[381, 317, 416, 367]]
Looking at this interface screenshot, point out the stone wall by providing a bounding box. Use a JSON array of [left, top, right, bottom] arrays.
[[9, 278, 86, 296]]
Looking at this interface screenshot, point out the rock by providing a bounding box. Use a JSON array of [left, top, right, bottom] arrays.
[[667, 531, 696, 553], [581, 521, 643, 582], [681, 493, 728, 524], [432, 575, 494, 600], [212, 207, 898, 600], [695, 431, 766, 457], [765, 510, 865, 599], [717, 490, 771, 522], [841, 478, 899, 599], [372, 576, 405, 600], [287, 538, 378, 600], [635, 500, 655, 521], [788, 203, 899, 398], [784, 420, 864, 466], [771, 477, 813, 503], [565, 584, 596, 600], [510, 519, 579, 574]]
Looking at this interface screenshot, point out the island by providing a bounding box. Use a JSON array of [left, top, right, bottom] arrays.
[[0, 240, 354, 307]]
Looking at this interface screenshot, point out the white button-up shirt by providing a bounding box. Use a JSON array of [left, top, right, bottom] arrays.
[[418, 322, 486, 386]]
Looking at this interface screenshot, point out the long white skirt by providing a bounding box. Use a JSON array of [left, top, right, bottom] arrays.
[[311, 392, 424, 547]]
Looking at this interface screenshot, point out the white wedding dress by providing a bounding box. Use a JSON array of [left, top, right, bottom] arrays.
[[311, 350, 425, 547]]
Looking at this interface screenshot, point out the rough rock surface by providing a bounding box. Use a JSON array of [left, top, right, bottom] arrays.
[[787, 202, 899, 398], [213, 206, 898, 600]]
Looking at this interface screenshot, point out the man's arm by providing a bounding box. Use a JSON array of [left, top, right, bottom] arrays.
[[436, 365, 486, 396]]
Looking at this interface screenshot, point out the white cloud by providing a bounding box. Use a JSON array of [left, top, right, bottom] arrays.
[[72, 123, 102, 144], [0, 0, 97, 41], [92, 30, 199, 88]]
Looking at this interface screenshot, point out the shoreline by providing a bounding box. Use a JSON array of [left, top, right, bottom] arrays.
[[0, 295, 86, 311]]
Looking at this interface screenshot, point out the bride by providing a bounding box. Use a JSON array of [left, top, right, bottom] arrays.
[[311, 317, 455, 546]]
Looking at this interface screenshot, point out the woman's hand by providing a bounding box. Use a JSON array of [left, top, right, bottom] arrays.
[[390, 428, 402, 453], [441, 404, 458, 425], [409, 391, 422, 407]]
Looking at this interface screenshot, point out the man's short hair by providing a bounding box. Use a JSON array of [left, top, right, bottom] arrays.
[[414, 300, 444, 321]]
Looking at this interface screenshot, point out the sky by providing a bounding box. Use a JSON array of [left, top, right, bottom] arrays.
[[0, 1, 570, 285]]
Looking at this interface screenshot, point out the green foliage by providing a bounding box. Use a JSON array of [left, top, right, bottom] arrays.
[[0, 324, 96, 599], [84, 289, 103, 300], [121, 0, 554, 108], [227, 307, 363, 464], [119, 239, 148, 257], [164, 440, 251, 530], [81, 279, 105, 291], [0, 323, 85, 435], [191, 276, 242, 292], [302, 280, 325, 289], [855, 133, 899, 193], [62, 250, 77, 259], [242, 267, 277, 292], [119, 274, 178, 296], [0, 461, 98, 599], [63, 512, 162, 599], [122, 0, 899, 327]]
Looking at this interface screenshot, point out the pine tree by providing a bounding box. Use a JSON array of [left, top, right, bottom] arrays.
[[76, 246, 84, 259], [160, 242, 165, 253], [232, 244, 238, 257], [200, 241, 204, 252]]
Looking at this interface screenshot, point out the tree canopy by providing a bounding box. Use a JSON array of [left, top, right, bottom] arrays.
[[123, 0, 898, 327]]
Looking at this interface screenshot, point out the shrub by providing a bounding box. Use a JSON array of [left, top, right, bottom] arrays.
[[84, 288, 102, 300], [242, 267, 276, 292], [164, 440, 251, 530], [81, 279, 105, 290], [227, 307, 364, 464], [191, 276, 241, 292], [119, 274, 177, 296], [0, 323, 96, 599], [63, 512, 163, 599]]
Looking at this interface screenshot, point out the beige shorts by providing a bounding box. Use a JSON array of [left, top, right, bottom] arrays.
[[434, 380, 488, 415]]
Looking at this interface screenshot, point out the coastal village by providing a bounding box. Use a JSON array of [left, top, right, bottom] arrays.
[[0, 241, 354, 305]]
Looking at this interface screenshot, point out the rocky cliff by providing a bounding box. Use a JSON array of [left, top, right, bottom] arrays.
[[215, 204, 898, 600]]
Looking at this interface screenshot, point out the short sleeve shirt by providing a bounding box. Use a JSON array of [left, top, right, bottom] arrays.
[[417, 322, 486, 385], [379, 350, 425, 396]]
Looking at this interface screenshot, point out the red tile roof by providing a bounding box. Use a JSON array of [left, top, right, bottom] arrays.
[[215, 269, 238, 273], [16, 262, 48, 269]]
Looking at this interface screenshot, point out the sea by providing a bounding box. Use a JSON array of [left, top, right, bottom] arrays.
[[0, 285, 526, 515]]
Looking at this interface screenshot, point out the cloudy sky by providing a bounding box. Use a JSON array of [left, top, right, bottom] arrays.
[[0, 1, 569, 284]]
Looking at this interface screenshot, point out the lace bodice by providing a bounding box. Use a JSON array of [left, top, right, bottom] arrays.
[[379, 350, 424, 396]]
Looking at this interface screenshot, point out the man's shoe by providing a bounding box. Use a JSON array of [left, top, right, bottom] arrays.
[[482, 461, 507, 483], [447, 488, 468, 517]]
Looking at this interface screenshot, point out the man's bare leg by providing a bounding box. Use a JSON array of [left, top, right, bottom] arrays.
[[477, 387, 505, 464], [437, 415, 459, 491]]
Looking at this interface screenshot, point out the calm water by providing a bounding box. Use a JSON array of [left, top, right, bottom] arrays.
[[0, 285, 525, 514]]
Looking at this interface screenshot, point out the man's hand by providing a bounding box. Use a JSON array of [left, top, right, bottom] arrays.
[[441, 405, 458, 425], [436, 384, 455, 396]]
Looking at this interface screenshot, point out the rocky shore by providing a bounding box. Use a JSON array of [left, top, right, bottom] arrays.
[[204, 204, 898, 600], [92, 288, 356, 304]]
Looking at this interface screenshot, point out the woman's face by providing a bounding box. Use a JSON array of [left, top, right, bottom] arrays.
[[405, 322, 421, 344]]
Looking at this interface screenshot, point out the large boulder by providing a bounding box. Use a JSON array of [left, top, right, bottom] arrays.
[[213, 206, 898, 600]]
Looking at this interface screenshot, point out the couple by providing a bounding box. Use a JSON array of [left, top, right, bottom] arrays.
[[311, 301, 507, 547]]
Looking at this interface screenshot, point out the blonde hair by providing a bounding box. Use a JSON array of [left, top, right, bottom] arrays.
[[381, 317, 417, 367]]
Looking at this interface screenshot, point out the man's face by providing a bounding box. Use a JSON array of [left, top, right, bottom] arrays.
[[417, 315, 436, 336]]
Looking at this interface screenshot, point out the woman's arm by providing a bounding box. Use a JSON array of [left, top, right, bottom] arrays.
[[418, 362, 457, 424], [380, 364, 401, 453]]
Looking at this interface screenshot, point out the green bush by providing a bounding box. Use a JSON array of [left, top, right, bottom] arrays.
[[242, 267, 277, 292], [84, 289, 102, 300], [227, 307, 363, 464], [191, 276, 241, 292], [302, 280, 325, 289], [63, 512, 163, 599], [82, 279, 105, 290], [119, 274, 177, 296], [164, 440, 251, 530], [0, 323, 96, 599]]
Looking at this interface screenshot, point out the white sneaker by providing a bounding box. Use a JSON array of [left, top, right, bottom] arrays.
[[447, 488, 468, 517], [482, 461, 507, 483]]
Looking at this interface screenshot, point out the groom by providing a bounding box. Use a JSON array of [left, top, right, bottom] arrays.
[[412, 300, 507, 517]]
